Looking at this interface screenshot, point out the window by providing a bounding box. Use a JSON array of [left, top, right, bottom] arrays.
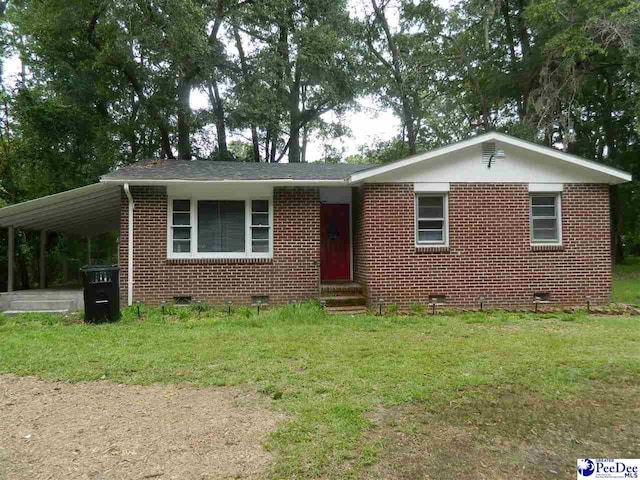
[[198, 201, 245, 252], [171, 199, 191, 253], [416, 194, 448, 245], [169, 198, 272, 258], [530, 194, 561, 244], [251, 200, 270, 253]]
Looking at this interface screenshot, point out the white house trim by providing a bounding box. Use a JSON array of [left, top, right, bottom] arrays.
[[529, 192, 563, 246], [101, 178, 349, 187], [529, 183, 564, 192], [414, 182, 450, 193], [166, 193, 274, 260], [124, 183, 134, 307], [348, 132, 632, 185]]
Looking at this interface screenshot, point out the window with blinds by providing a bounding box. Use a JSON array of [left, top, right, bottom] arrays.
[[415, 194, 448, 246], [530, 194, 561, 244], [169, 198, 271, 258], [197, 201, 246, 252]]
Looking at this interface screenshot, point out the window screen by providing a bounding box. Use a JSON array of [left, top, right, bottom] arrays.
[[172, 199, 191, 253], [531, 195, 560, 243], [416, 195, 446, 244], [197, 201, 245, 252], [251, 200, 270, 253]]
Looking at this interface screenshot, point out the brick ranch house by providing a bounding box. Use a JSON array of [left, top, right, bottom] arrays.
[[0, 132, 632, 313]]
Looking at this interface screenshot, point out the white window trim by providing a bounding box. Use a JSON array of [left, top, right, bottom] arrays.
[[530, 193, 562, 246], [167, 196, 273, 259], [415, 193, 449, 247]]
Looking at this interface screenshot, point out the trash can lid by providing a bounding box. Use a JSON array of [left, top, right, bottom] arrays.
[[80, 264, 120, 272]]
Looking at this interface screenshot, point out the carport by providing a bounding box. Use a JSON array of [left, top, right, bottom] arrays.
[[0, 183, 121, 311]]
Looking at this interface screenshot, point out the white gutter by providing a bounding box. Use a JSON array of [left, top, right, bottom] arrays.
[[101, 178, 349, 186], [123, 183, 134, 307]]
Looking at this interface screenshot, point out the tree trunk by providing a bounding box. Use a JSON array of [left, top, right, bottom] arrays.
[[610, 186, 625, 264], [301, 124, 308, 163], [371, 0, 416, 154], [233, 26, 261, 161], [270, 135, 277, 163], [288, 66, 302, 163], [501, 0, 524, 120], [88, 12, 175, 159], [265, 129, 271, 163], [604, 75, 624, 263], [176, 77, 192, 160], [207, 79, 228, 160]]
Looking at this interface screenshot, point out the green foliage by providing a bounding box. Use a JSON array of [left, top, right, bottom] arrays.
[[0, 0, 639, 265], [613, 256, 640, 304], [410, 302, 425, 316]]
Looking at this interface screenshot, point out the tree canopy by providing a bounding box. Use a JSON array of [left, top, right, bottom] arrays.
[[0, 0, 639, 262]]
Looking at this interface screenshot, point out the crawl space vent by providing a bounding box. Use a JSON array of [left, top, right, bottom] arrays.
[[173, 296, 192, 306], [429, 295, 446, 305], [252, 295, 269, 305], [533, 292, 550, 303]]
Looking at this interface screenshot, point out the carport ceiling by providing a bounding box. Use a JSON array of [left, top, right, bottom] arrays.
[[0, 183, 121, 236]]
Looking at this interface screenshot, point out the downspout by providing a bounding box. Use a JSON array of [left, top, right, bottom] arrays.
[[124, 183, 134, 306]]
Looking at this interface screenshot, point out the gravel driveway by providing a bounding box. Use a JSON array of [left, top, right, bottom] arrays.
[[0, 375, 282, 479]]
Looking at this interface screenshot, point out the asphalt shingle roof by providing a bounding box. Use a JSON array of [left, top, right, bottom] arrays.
[[101, 159, 375, 182]]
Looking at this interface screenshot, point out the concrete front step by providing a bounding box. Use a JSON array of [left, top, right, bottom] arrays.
[[3, 309, 69, 316], [321, 295, 366, 307], [0, 290, 83, 314], [326, 305, 369, 315], [320, 282, 363, 296], [9, 299, 77, 311]]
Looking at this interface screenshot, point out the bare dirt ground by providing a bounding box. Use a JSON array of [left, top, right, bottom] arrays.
[[0, 375, 283, 480], [360, 382, 640, 480]]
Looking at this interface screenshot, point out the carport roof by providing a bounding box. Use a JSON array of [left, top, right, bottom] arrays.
[[0, 183, 121, 236]]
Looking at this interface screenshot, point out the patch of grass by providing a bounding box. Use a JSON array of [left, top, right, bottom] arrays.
[[613, 256, 640, 304], [0, 305, 638, 478]]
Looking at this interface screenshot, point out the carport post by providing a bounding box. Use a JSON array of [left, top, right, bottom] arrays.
[[87, 236, 91, 265], [7, 226, 14, 292], [39, 230, 47, 288]]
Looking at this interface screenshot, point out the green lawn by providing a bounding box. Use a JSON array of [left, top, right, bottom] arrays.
[[613, 256, 640, 304], [0, 306, 639, 479]]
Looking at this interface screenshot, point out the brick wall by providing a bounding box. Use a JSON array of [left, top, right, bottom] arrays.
[[354, 183, 611, 309], [119, 182, 612, 309], [352, 186, 368, 291], [119, 186, 320, 306]]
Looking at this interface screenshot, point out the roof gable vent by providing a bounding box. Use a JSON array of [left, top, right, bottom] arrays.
[[481, 141, 505, 168]]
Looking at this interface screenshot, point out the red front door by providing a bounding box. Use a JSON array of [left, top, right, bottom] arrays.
[[320, 204, 351, 282]]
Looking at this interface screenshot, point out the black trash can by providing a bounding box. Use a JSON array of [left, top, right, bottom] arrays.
[[81, 265, 121, 323]]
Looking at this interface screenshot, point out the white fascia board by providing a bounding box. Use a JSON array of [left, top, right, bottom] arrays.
[[100, 178, 349, 187], [414, 182, 450, 192], [349, 133, 496, 183], [492, 133, 632, 183], [348, 132, 632, 184], [529, 183, 564, 192]]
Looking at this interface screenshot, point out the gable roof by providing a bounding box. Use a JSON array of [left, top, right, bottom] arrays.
[[348, 132, 632, 184], [99, 132, 631, 186], [101, 159, 374, 184]]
